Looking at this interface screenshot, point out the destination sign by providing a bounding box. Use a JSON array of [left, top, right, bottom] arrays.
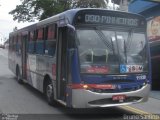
[[85, 14, 139, 27], [75, 10, 145, 27]]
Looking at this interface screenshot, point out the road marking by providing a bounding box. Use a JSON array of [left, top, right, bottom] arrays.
[[119, 105, 152, 115]]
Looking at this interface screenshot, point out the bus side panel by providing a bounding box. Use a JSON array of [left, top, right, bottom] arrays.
[[27, 54, 37, 88], [8, 37, 22, 76], [36, 55, 56, 92], [26, 54, 55, 93]]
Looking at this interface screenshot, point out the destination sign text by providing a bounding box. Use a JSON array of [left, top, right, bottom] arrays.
[[85, 14, 139, 26]]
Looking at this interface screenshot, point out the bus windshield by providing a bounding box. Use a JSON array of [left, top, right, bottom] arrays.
[[76, 28, 148, 74]]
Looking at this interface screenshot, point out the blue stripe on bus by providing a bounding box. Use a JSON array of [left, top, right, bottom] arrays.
[[81, 74, 146, 84], [80, 74, 148, 91], [71, 49, 81, 84]]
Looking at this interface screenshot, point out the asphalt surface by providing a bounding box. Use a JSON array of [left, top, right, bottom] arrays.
[[0, 48, 144, 120]]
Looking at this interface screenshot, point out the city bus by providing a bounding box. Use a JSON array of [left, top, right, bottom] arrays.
[[8, 8, 151, 108]]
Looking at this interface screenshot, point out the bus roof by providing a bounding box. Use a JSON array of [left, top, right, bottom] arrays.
[[37, 8, 145, 25], [9, 8, 145, 36]]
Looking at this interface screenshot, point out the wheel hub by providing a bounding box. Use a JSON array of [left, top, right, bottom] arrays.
[[46, 84, 53, 98]]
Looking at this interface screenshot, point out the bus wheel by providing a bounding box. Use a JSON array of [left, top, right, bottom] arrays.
[[45, 80, 56, 106], [16, 67, 23, 84]]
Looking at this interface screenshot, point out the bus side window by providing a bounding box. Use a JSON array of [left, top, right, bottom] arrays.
[[28, 31, 35, 54], [36, 28, 44, 54], [18, 34, 21, 53], [12, 36, 14, 51], [11, 36, 14, 51], [34, 30, 38, 54], [43, 26, 48, 54], [10, 36, 14, 51], [13, 36, 16, 51], [37, 28, 43, 40], [30, 31, 34, 41], [44, 27, 48, 40], [9, 36, 12, 51], [10, 37, 13, 51], [16, 34, 19, 52], [18, 34, 21, 46], [48, 24, 56, 40], [45, 24, 57, 56], [8, 37, 10, 50]]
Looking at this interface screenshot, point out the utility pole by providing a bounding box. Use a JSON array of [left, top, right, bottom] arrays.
[[119, 0, 129, 12], [112, 0, 130, 12]]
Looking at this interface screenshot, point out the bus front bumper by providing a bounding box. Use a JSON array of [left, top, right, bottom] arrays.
[[71, 84, 150, 108]]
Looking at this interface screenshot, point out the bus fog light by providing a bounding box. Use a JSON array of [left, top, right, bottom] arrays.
[[83, 85, 89, 89]]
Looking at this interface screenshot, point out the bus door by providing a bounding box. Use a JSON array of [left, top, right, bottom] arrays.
[[56, 27, 68, 101], [21, 34, 28, 80]]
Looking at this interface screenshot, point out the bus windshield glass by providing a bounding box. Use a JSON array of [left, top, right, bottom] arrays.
[[76, 28, 148, 74]]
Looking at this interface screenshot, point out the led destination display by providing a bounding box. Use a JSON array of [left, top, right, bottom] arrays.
[[85, 14, 138, 26], [75, 10, 145, 27]]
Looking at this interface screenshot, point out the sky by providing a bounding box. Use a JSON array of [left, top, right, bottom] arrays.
[[0, 0, 36, 40]]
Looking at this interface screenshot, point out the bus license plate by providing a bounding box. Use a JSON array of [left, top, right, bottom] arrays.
[[112, 95, 126, 101]]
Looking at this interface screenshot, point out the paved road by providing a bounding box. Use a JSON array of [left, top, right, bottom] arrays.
[[0, 48, 144, 120]]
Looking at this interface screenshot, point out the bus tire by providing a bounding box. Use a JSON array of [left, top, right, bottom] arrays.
[[16, 66, 23, 84], [44, 78, 56, 106]]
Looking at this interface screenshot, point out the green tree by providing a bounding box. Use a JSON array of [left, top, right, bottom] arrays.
[[9, 0, 71, 22], [72, 0, 107, 8], [9, 0, 107, 22]]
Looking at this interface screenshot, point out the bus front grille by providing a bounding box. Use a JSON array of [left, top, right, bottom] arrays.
[[88, 97, 142, 105], [89, 85, 143, 93]]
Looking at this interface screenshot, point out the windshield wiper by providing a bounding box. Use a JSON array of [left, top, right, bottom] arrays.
[[126, 29, 133, 54], [94, 28, 113, 51], [95, 27, 119, 64], [121, 30, 132, 64]]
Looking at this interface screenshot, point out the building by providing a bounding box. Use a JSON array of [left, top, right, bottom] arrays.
[[129, 0, 160, 90]]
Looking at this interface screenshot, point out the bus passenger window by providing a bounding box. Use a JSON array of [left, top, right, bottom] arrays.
[[13, 36, 16, 51], [43, 27, 48, 40], [16, 35, 19, 52], [11, 37, 13, 51], [29, 31, 34, 41], [18, 34, 21, 44], [28, 31, 35, 54], [36, 28, 44, 54], [48, 24, 56, 40], [45, 41, 56, 56], [33, 30, 38, 53], [9, 37, 13, 51], [17, 34, 21, 53], [8, 37, 11, 50], [37, 29, 43, 40], [45, 24, 57, 56]]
